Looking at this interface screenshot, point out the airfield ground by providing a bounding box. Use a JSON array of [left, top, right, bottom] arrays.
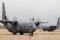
[[0, 29, 60, 40]]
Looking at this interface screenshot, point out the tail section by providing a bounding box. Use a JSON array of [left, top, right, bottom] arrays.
[[57, 17, 60, 27], [2, 2, 7, 20]]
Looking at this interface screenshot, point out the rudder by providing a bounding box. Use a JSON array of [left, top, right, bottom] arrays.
[[2, 2, 7, 20], [57, 17, 60, 27]]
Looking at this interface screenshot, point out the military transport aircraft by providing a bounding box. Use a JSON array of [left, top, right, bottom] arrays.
[[0, 2, 47, 35], [41, 17, 60, 32]]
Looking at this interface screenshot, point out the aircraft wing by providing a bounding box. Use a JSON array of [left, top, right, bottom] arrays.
[[34, 21, 48, 23], [0, 20, 16, 23], [39, 22, 48, 23]]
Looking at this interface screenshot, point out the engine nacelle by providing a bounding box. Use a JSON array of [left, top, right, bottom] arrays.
[[6, 23, 13, 30]]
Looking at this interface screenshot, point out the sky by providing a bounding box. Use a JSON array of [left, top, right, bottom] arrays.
[[0, 0, 60, 25]]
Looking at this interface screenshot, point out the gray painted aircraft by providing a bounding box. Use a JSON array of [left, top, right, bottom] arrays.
[[0, 2, 47, 35], [41, 17, 60, 32]]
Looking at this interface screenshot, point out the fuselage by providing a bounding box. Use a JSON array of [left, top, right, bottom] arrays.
[[5, 21, 36, 33], [42, 26, 57, 31]]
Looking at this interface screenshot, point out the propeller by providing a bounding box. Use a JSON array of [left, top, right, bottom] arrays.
[[13, 17, 17, 21]]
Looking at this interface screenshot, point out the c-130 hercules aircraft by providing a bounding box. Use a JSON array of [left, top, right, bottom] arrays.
[[0, 2, 47, 35], [41, 17, 60, 32]]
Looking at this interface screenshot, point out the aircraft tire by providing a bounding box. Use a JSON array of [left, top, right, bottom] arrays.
[[20, 33, 24, 35], [30, 32, 33, 36], [42, 29, 45, 31], [12, 32, 17, 35], [47, 30, 50, 31]]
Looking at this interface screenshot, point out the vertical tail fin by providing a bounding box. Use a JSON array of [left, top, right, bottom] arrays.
[[57, 17, 60, 27], [2, 2, 7, 20], [32, 17, 34, 21]]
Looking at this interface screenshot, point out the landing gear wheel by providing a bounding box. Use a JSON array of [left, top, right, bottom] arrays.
[[43, 29, 45, 31], [30, 32, 33, 36], [20, 33, 24, 35], [12, 32, 17, 35]]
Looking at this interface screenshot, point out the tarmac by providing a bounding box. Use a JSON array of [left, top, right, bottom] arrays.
[[0, 29, 60, 40]]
